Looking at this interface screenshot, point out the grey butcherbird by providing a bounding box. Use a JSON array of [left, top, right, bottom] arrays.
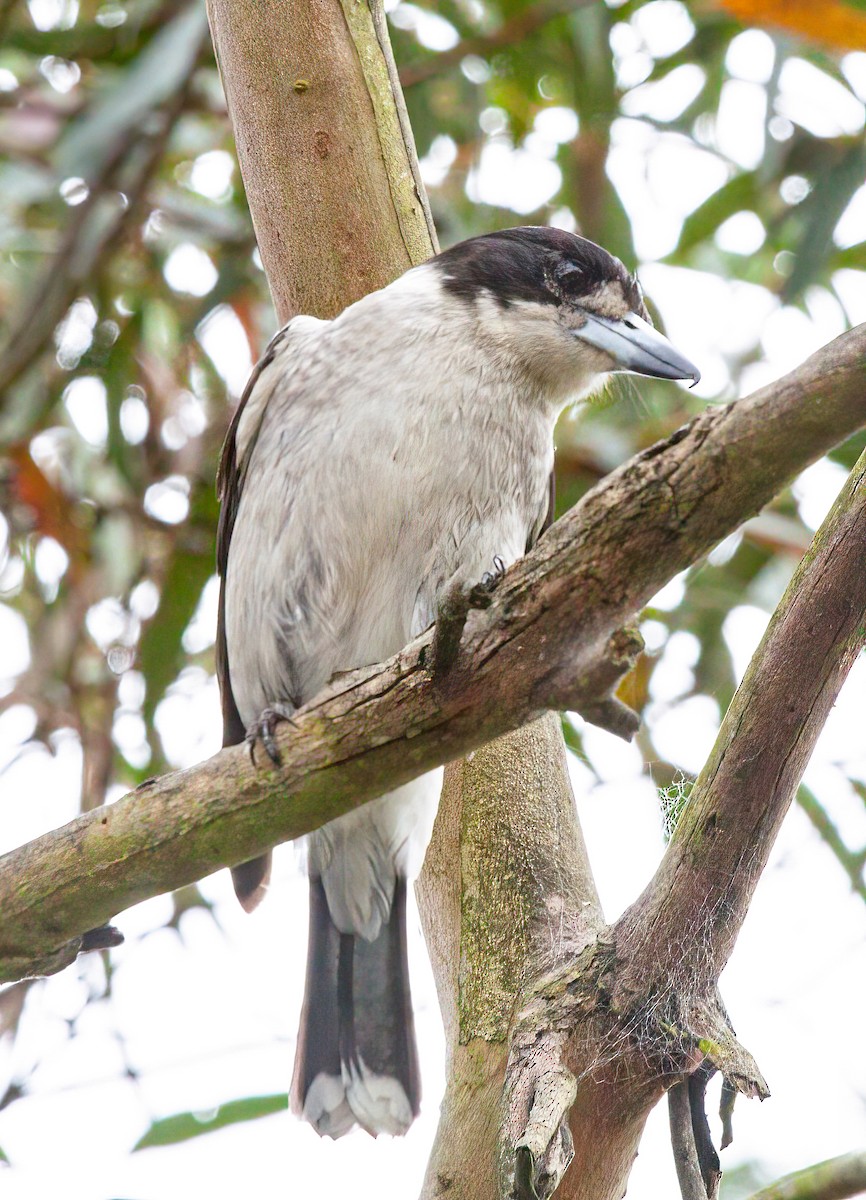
[[216, 226, 699, 1139]]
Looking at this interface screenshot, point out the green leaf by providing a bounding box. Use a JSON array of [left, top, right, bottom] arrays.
[[138, 483, 218, 730], [674, 172, 758, 258], [561, 715, 601, 782], [54, 3, 209, 183], [133, 1093, 288, 1150], [783, 140, 866, 303]]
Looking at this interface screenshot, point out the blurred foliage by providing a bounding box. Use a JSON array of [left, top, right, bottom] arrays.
[[1, 0, 866, 1159], [132, 1091, 288, 1148]]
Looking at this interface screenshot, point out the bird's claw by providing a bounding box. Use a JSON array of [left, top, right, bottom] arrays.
[[468, 555, 506, 609], [246, 704, 296, 766]]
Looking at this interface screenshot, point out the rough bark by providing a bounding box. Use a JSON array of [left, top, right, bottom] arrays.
[[417, 715, 604, 1199], [1, 328, 865, 988]]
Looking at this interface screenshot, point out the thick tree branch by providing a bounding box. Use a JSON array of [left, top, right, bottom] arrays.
[[614, 444, 866, 993], [418, 712, 599, 1200], [1, 325, 865, 983], [495, 444, 866, 1200]]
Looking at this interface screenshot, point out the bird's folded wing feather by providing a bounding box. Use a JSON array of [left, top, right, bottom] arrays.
[[215, 324, 294, 747]]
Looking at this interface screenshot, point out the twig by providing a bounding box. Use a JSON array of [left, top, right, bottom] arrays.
[[796, 785, 866, 904], [669, 1079, 711, 1200], [687, 1066, 722, 1197], [719, 1076, 736, 1150], [399, 0, 595, 89], [746, 1151, 866, 1200]]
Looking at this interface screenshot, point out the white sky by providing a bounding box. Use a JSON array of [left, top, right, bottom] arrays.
[[2, 2, 866, 1198]]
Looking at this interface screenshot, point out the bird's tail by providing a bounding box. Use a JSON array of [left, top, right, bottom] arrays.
[[290, 876, 420, 1138]]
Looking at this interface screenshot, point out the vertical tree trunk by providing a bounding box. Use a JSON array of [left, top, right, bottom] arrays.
[[417, 715, 604, 1198], [206, 0, 435, 323]]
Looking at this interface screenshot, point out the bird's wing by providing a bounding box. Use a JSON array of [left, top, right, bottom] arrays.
[[541, 466, 556, 537], [526, 466, 556, 552], [215, 326, 291, 747]]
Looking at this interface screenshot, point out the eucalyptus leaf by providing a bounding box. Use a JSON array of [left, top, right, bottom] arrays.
[[133, 1093, 288, 1150], [53, 3, 209, 183]]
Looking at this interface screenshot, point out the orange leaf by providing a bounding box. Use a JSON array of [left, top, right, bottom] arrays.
[[714, 0, 866, 52], [6, 444, 90, 579]]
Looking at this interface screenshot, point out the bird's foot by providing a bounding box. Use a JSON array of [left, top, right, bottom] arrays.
[[431, 556, 507, 676], [245, 703, 296, 766], [467, 555, 506, 609]]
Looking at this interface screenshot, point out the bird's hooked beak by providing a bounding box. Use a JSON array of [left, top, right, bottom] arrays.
[[575, 311, 701, 386]]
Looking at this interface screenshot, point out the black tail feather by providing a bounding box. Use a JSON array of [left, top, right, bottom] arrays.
[[292, 875, 420, 1136], [231, 851, 272, 913], [337, 931, 359, 1074], [291, 877, 342, 1111], [351, 877, 419, 1113]]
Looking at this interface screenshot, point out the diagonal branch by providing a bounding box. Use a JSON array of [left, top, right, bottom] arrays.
[[497, 444, 866, 1200], [796, 784, 866, 904], [613, 446, 866, 997], [0, 29, 207, 407], [1, 324, 866, 983], [747, 1150, 866, 1200], [398, 0, 594, 89]]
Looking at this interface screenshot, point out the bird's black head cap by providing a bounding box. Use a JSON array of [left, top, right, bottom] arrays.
[[433, 226, 645, 315]]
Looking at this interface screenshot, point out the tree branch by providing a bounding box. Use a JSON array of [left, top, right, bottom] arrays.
[[614, 444, 866, 993], [668, 1067, 721, 1200], [495, 442, 866, 1200], [1, 324, 865, 983], [796, 784, 866, 904], [747, 1151, 866, 1200], [398, 0, 595, 89], [669, 1078, 712, 1200]]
